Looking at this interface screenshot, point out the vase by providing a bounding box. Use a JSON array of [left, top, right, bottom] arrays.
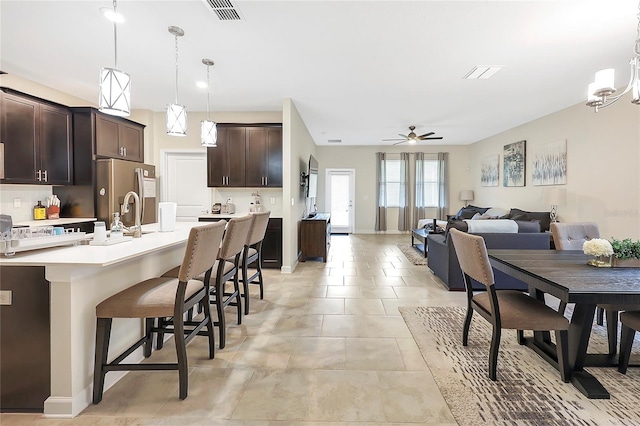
[[587, 255, 612, 267], [612, 256, 640, 268]]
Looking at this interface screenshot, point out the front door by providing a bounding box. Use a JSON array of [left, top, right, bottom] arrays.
[[325, 169, 355, 234]]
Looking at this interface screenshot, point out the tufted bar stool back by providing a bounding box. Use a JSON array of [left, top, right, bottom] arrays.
[[240, 211, 271, 315]]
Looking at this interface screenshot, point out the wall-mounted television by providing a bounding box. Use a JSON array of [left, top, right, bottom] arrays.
[[307, 154, 318, 199]]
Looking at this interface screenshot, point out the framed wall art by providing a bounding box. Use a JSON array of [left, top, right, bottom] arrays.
[[503, 140, 526, 187], [480, 154, 499, 187], [532, 140, 567, 185]]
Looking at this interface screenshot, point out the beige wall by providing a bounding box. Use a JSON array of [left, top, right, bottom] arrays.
[[315, 145, 471, 233], [469, 94, 640, 240], [282, 98, 317, 272]]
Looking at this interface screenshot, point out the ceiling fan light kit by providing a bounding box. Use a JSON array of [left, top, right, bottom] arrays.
[[382, 125, 443, 145], [586, 0, 640, 112]]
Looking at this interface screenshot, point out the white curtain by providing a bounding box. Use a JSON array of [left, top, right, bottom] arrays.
[[398, 152, 411, 231], [375, 152, 387, 231]]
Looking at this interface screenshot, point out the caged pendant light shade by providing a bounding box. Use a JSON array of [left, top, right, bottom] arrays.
[[99, 0, 130, 117], [200, 59, 217, 147], [167, 26, 187, 136]]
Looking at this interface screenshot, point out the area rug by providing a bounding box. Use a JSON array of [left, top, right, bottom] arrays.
[[399, 306, 640, 426], [397, 243, 427, 265]]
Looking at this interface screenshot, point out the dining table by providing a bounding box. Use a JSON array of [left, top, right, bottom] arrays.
[[488, 249, 640, 399]]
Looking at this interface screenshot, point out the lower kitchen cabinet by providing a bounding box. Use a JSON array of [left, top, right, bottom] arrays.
[[198, 217, 282, 269], [0, 266, 50, 412]]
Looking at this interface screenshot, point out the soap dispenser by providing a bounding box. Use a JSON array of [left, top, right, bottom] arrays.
[[110, 212, 124, 239]]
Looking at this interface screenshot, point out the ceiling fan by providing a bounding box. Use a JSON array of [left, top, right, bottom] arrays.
[[383, 126, 443, 145]]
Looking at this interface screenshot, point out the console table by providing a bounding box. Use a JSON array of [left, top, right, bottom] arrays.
[[299, 213, 331, 262]]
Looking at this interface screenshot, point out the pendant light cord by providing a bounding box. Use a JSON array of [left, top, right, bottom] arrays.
[[113, 0, 118, 68], [206, 64, 211, 120], [174, 34, 179, 104]]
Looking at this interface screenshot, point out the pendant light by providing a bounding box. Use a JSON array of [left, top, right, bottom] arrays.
[[201, 59, 217, 147], [99, 0, 131, 117], [167, 26, 187, 136]]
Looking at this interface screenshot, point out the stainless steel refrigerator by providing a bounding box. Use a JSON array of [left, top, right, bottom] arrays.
[[54, 159, 157, 227]]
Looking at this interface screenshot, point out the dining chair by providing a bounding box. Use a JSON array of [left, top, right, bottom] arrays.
[[449, 228, 570, 382], [92, 221, 226, 403], [240, 210, 271, 315], [551, 222, 635, 355], [618, 310, 640, 374]]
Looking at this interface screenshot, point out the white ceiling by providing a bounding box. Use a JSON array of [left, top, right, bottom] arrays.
[[1, 0, 637, 145]]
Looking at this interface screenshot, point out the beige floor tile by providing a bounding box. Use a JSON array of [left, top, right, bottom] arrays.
[[344, 338, 405, 370], [326, 286, 364, 298], [321, 315, 412, 338], [395, 338, 430, 371], [355, 268, 387, 277], [382, 268, 414, 277], [287, 337, 346, 369], [373, 276, 407, 287], [393, 286, 433, 299], [328, 267, 358, 276], [344, 299, 386, 315], [361, 287, 397, 299], [343, 275, 376, 286], [271, 314, 324, 336], [229, 335, 296, 369], [381, 298, 424, 316], [305, 297, 345, 315]]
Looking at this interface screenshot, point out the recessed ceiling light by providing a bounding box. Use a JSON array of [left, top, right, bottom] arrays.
[[196, 81, 208, 89], [100, 7, 124, 23], [327, 139, 342, 143], [463, 66, 503, 80]]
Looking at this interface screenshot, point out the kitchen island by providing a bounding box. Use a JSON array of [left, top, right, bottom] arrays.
[[0, 222, 202, 417]]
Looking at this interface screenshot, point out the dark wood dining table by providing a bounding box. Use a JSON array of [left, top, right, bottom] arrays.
[[488, 249, 640, 399]]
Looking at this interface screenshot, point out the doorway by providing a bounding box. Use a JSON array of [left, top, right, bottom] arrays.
[[325, 168, 355, 234], [161, 150, 211, 222]]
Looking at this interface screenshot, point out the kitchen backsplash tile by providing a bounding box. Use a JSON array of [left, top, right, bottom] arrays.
[[0, 184, 53, 223], [212, 188, 283, 217]]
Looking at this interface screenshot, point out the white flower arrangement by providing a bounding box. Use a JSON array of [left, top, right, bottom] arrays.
[[583, 238, 614, 257]]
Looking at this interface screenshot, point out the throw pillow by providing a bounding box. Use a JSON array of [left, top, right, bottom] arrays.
[[508, 208, 551, 232]]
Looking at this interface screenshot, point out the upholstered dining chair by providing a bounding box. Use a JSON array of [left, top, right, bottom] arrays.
[[93, 221, 226, 403], [551, 222, 635, 355], [618, 310, 640, 374], [449, 228, 570, 382], [240, 211, 271, 315]]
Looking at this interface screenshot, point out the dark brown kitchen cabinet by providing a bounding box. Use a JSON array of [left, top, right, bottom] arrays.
[[0, 89, 72, 185], [207, 124, 282, 188], [0, 266, 50, 412], [245, 127, 283, 187], [95, 113, 144, 162], [207, 126, 246, 187]]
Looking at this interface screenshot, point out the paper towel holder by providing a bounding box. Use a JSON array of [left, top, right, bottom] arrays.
[[158, 202, 177, 232]]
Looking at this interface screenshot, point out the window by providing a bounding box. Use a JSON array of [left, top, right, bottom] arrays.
[[418, 160, 439, 207], [385, 159, 402, 207]]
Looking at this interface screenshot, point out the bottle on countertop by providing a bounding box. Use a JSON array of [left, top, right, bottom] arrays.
[[33, 201, 47, 220], [110, 212, 123, 239]]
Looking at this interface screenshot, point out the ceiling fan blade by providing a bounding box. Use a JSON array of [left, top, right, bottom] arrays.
[[383, 138, 406, 141], [420, 137, 443, 140], [417, 132, 434, 138], [393, 141, 406, 145], [398, 134, 409, 139]]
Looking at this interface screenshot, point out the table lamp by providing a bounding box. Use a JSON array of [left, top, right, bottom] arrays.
[[543, 187, 567, 223], [459, 190, 474, 207]]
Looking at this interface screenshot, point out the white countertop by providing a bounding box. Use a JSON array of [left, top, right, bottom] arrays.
[[0, 222, 199, 267], [199, 212, 281, 219], [15, 218, 97, 227]]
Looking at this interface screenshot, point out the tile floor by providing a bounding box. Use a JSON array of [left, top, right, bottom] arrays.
[[3, 234, 471, 425]]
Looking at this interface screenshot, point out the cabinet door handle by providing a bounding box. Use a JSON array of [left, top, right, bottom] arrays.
[[36, 170, 41, 181], [43, 170, 48, 182], [124, 147, 127, 157], [265, 176, 268, 186]]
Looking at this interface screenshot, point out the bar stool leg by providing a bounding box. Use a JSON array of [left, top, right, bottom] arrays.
[[144, 318, 154, 357], [173, 310, 188, 400], [93, 317, 112, 404]]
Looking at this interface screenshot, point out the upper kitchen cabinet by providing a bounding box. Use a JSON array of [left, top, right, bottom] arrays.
[[71, 107, 144, 166], [207, 126, 246, 187], [245, 126, 283, 187], [207, 124, 282, 188], [0, 89, 72, 185]]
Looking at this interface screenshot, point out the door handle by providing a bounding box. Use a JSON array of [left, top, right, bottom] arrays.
[[43, 170, 48, 182]]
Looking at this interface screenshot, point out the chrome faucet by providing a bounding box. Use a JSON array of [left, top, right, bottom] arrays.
[[121, 191, 142, 238]]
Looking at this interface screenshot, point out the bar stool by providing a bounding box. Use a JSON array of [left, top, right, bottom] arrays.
[[92, 221, 226, 403], [161, 215, 253, 349], [240, 211, 271, 315]]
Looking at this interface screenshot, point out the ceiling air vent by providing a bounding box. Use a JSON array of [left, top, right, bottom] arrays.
[[327, 139, 342, 144], [203, 0, 242, 21]]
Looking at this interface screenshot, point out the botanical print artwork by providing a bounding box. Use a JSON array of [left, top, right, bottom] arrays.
[[532, 140, 567, 185], [481, 154, 499, 187], [503, 140, 526, 187]]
